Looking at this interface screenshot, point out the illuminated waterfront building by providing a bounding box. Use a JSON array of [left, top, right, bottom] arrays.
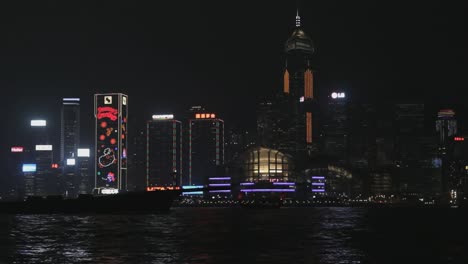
[[147, 114, 182, 189], [188, 111, 224, 186], [94, 93, 128, 194]]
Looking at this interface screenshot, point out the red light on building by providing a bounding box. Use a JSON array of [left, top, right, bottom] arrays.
[[51, 163, 59, 169], [454, 137, 465, 141], [11, 146, 24, 153]]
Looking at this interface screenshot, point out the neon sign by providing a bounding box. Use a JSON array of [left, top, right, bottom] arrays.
[[331, 92, 345, 99], [454, 137, 465, 141], [11, 146, 24, 153], [101, 188, 119, 194], [152, 114, 174, 120], [97, 107, 118, 121], [98, 148, 116, 168]]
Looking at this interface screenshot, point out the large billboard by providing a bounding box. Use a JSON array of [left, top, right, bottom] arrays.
[[95, 93, 128, 192]]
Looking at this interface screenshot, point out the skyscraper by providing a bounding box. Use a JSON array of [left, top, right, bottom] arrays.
[[436, 109, 457, 154], [77, 148, 92, 194], [283, 10, 316, 158], [60, 98, 80, 163], [323, 91, 348, 163], [94, 93, 128, 194], [147, 114, 182, 189], [188, 111, 224, 186]]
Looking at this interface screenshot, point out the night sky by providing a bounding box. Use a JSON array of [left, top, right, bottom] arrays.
[[0, 1, 467, 185]]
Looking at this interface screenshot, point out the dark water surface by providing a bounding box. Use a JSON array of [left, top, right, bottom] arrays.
[[0, 207, 467, 263]]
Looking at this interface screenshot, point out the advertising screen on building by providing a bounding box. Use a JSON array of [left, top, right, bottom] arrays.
[[77, 148, 90, 157], [31, 120, 46, 127], [95, 94, 128, 191], [22, 164, 37, 172], [35, 145, 53, 151]]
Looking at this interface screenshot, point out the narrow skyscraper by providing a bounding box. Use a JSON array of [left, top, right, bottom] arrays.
[[60, 98, 80, 163], [94, 93, 128, 194], [283, 10, 316, 158]]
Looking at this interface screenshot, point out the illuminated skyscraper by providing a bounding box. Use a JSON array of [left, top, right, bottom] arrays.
[[147, 115, 182, 189], [436, 109, 457, 154], [323, 92, 348, 163], [283, 10, 316, 157], [94, 93, 128, 194], [188, 112, 224, 185], [60, 98, 80, 163], [77, 148, 92, 194]]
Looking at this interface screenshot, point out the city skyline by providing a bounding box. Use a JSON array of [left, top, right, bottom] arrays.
[[1, 1, 468, 197]]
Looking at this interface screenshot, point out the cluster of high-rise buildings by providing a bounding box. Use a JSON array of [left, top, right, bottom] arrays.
[[5, 11, 468, 205]]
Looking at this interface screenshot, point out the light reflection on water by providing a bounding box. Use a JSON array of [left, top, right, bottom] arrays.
[[0, 207, 466, 263]]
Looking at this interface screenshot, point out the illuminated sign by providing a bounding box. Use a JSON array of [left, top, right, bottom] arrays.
[[195, 113, 216, 119], [438, 109, 455, 118], [454, 137, 465, 141], [11, 146, 24, 153], [101, 188, 119, 195], [35, 145, 53, 151], [152, 114, 174, 120], [77, 148, 90, 157], [331, 92, 345, 99], [66, 158, 76, 166], [182, 185, 204, 189], [22, 164, 36, 172], [63, 98, 80, 102], [51, 163, 59, 169], [299, 96, 304, 102], [147, 186, 181, 191], [104, 96, 112, 105], [97, 107, 118, 121], [31, 120, 46, 127]]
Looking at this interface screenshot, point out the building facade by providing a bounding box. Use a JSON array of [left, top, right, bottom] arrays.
[[94, 93, 128, 193], [188, 112, 224, 186], [147, 115, 182, 189]]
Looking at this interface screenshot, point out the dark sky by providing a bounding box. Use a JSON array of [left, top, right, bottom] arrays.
[[0, 1, 467, 183]]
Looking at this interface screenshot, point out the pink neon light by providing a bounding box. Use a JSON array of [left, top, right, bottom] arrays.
[[97, 107, 118, 121]]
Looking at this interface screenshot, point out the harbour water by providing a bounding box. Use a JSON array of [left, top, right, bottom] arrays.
[[0, 207, 467, 263]]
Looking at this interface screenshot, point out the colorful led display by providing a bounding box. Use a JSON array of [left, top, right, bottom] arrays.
[[95, 93, 128, 191]]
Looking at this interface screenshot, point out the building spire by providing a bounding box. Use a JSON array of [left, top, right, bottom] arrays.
[[295, 9, 301, 27]]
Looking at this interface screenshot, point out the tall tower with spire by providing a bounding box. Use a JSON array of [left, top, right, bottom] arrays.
[[283, 10, 316, 160]]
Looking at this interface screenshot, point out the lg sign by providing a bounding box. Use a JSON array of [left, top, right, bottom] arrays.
[[331, 92, 345, 99]]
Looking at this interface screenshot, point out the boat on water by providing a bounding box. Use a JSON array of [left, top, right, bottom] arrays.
[[0, 190, 182, 214]]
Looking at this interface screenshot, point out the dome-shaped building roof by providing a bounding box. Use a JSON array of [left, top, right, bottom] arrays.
[[284, 12, 315, 55]]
